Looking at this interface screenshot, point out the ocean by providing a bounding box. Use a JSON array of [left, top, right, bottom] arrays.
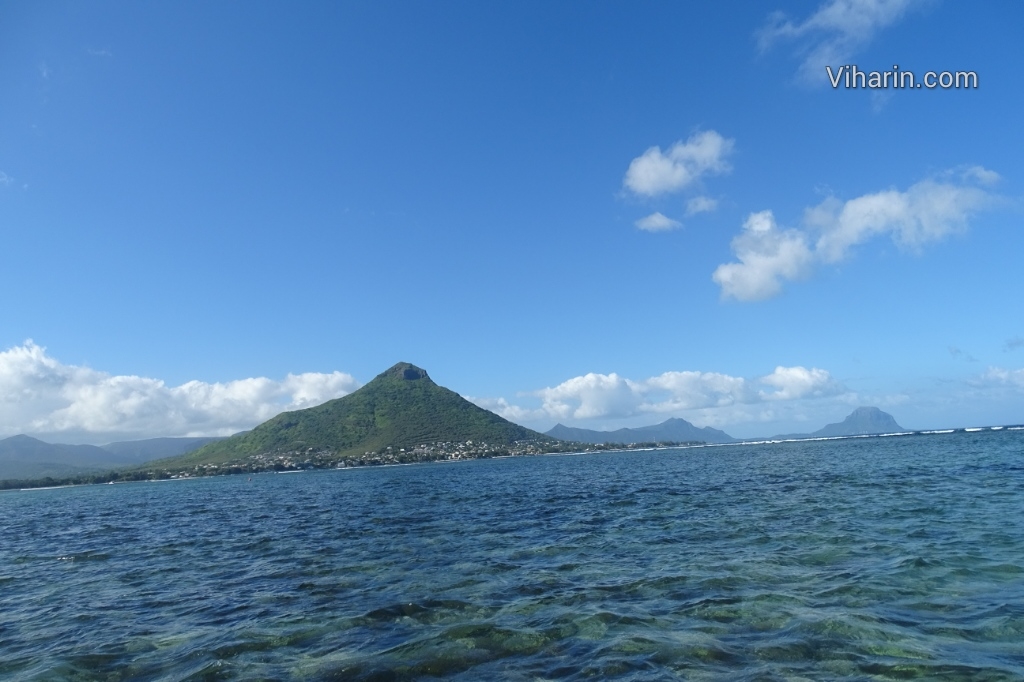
[[2, 428, 1023, 680]]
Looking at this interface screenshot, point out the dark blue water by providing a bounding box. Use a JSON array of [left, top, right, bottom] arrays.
[[2, 429, 1023, 680]]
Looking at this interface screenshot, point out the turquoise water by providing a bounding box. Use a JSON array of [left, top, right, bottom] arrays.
[[2, 429, 1023, 680]]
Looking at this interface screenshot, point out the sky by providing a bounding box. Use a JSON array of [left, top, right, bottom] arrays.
[[2, 0, 1023, 444]]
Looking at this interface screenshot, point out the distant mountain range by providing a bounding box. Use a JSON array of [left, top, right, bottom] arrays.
[[546, 418, 736, 445], [100, 436, 226, 459], [545, 407, 905, 445], [0, 435, 223, 481]]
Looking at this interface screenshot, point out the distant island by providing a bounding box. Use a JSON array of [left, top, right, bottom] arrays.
[[770, 406, 905, 440], [1, 362, 914, 489]]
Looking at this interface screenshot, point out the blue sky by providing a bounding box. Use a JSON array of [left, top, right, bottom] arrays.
[[2, 0, 1022, 443]]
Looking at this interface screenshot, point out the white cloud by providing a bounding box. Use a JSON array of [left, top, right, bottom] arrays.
[[640, 370, 754, 413], [977, 367, 1024, 389], [686, 196, 718, 216], [635, 212, 682, 232], [537, 373, 643, 420], [961, 165, 1001, 186], [0, 171, 12, 187], [759, 0, 924, 83], [467, 396, 547, 424], [0, 341, 360, 442], [759, 366, 841, 400], [714, 171, 997, 301], [480, 365, 842, 426], [712, 210, 814, 301], [623, 131, 734, 197], [808, 179, 990, 262]]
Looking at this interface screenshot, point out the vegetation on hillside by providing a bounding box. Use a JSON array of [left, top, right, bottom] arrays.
[[158, 363, 548, 467]]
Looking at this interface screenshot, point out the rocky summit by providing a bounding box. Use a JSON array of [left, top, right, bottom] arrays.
[[772, 407, 905, 440], [812, 406, 905, 437]]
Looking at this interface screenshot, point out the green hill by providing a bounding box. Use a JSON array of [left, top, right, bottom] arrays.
[[160, 362, 548, 468]]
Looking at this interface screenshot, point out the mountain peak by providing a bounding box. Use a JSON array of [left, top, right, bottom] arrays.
[[814, 406, 903, 437], [168, 361, 546, 466], [378, 362, 430, 382], [3, 434, 44, 445]]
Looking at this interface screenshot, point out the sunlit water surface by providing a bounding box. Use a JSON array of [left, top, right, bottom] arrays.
[[2, 430, 1023, 680]]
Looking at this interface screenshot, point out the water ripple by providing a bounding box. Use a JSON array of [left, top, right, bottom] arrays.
[[2, 430, 1024, 679]]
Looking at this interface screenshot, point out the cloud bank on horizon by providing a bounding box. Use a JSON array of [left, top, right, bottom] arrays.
[[476, 360, 1024, 434], [2, 339, 1022, 442], [5, 340, 844, 441], [472, 365, 844, 426], [0, 342, 359, 443]]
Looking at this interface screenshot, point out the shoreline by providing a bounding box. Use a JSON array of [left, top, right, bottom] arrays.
[[3, 425, 1021, 493]]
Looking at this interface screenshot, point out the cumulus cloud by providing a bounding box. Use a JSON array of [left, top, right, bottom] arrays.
[[686, 196, 718, 216], [0, 341, 360, 442], [714, 171, 998, 301], [712, 211, 814, 301], [623, 131, 734, 197], [641, 370, 754, 412], [758, 0, 925, 83], [635, 212, 682, 232], [537, 373, 643, 421], [478, 365, 841, 425], [759, 366, 841, 400]]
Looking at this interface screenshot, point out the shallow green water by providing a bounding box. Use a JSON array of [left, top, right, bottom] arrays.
[[2, 429, 1023, 680]]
